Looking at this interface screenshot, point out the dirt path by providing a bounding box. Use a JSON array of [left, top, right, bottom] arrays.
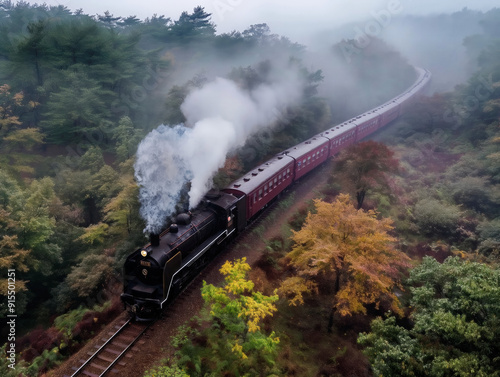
[[47, 161, 333, 377]]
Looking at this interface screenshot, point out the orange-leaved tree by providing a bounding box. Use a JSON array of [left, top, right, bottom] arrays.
[[280, 194, 411, 329], [332, 140, 399, 209]]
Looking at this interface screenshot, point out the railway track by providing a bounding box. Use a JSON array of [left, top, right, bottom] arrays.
[[55, 160, 331, 377], [59, 201, 279, 377], [64, 318, 152, 377]]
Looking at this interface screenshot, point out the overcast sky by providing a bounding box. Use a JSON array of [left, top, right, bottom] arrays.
[[16, 0, 499, 43]]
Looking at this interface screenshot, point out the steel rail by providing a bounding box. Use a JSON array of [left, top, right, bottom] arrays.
[[69, 318, 138, 377]]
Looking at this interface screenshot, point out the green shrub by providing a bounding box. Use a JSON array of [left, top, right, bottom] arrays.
[[54, 306, 90, 338], [477, 218, 500, 255], [143, 364, 189, 377], [450, 176, 498, 214], [413, 198, 461, 236]]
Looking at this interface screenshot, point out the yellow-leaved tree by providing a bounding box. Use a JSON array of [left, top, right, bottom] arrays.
[[280, 194, 411, 329], [0, 84, 43, 176], [176, 258, 281, 377]]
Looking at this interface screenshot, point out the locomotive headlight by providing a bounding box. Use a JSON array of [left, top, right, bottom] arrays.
[[141, 249, 147, 257]]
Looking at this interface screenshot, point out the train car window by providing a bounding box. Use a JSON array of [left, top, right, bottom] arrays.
[[297, 161, 301, 169], [278, 174, 282, 183], [253, 193, 256, 203], [274, 177, 277, 187], [287, 168, 290, 177], [259, 189, 263, 200], [307, 156, 311, 164]]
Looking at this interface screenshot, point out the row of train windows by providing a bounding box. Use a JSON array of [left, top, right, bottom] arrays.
[[331, 131, 355, 146], [360, 120, 378, 130], [297, 148, 327, 169], [253, 168, 291, 203]]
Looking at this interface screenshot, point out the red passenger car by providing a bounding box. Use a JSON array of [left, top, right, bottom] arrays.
[[377, 101, 401, 127], [283, 136, 330, 180], [222, 155, 295, 221], [355, 112, 381, 140], [322, 123, 357, 156]]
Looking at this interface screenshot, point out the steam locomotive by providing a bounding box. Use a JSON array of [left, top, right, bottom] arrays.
[[121, 67, 431, 320]]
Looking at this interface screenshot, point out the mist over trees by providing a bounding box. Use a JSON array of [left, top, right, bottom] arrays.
[[0, 2, 412, 371], [1, 1, 500, 376], [352, 9, 500, 377]]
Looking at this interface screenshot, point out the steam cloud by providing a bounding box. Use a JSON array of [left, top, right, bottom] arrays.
[[135, 74, 303, 234]]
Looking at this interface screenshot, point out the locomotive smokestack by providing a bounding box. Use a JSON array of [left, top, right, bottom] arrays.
[[150, 233, 160, 247]]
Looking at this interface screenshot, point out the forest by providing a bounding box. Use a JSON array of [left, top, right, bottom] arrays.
[[0, 2, 499, 376]]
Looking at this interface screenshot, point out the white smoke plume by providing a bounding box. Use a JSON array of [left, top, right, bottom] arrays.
[[135, 73, 304, 234]]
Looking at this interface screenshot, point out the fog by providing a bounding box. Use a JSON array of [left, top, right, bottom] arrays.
[[23, 0, 499, 92], [21, 1, 498, 43], [308, 8, 489, 92], [134, 68, 304, 233], [17, 0, 499, 232]]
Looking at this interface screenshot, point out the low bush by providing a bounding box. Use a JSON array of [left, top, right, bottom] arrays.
[[413, 198, 461, 236]]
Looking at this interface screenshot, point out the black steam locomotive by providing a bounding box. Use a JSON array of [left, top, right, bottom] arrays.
[[121, 67, 432, 320], [121, 190, 246, 320]]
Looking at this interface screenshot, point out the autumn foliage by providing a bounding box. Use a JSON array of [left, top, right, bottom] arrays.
[[280, 194, 411, 317], [332, 141, 399, 209], [175, 258, 281, 376]]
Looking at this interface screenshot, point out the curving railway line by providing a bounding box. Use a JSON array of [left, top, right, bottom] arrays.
[[121, 66, 432, 321], [58, 66, 431, 376]]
